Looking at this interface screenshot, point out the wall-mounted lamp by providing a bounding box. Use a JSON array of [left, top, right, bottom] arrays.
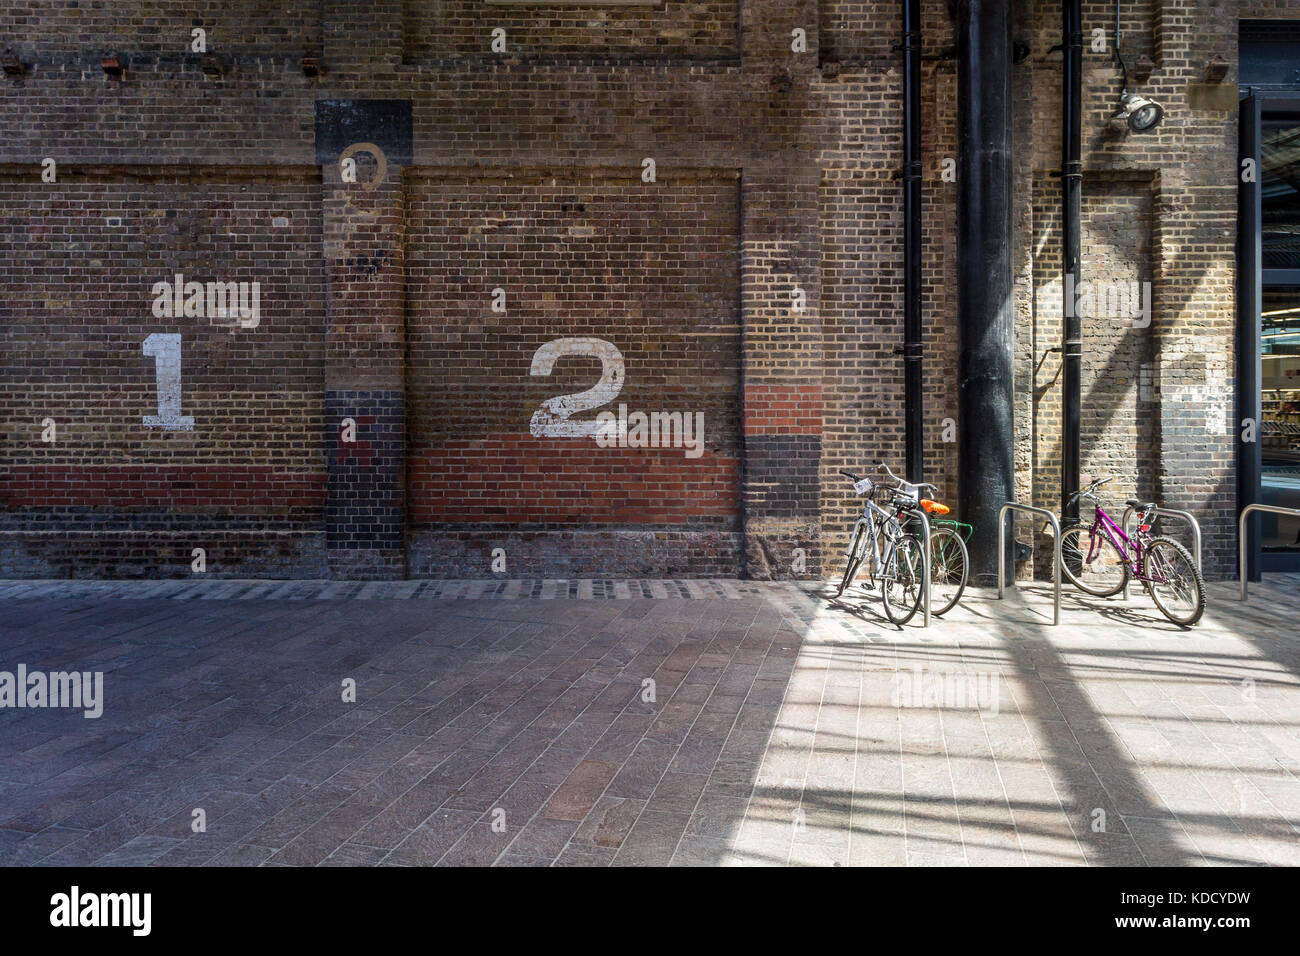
[[101, 55, 123, 78], [1115, 91, 1164, 133], [1113, 1, 1161, 133]]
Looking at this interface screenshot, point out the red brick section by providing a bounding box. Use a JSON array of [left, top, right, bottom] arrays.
[[744, 383, 823, 436], [409, 437, 740, 525], [738, 160, 825, 579], [0, 467, 324, 509]]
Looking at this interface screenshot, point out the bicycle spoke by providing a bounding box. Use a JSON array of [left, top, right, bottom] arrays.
[[1060, 526, 1127, 597], [924, 527, 969, 617]]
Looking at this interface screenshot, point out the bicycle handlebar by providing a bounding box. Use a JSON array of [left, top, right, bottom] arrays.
[[876, 462, 936, 494], [844, 464, 941, 503], [1066, 474, 1117, 506]]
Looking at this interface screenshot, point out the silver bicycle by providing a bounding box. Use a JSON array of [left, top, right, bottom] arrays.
[[835, 465, 929, 625]]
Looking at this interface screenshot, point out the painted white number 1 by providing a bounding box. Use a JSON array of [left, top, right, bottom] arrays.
[[142, 332, 195, 430], [529, 337, 624, 438]]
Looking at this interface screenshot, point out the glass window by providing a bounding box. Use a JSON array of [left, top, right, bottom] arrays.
[[1262, 121, 1300, 269], [1261, 286, 1300, 551]]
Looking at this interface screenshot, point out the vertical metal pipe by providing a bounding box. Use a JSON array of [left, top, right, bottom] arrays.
[[903, 0, 924, 483], [957, 0, 1015, 585], [1062, 0, 1083, 525]]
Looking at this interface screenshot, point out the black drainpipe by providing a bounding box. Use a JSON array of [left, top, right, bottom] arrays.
[[957, 0, 1015, 584], [1061, 0, 1083, 524], [903, 0, 924, 483]]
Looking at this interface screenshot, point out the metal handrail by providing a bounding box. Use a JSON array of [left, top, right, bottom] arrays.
[[1120, 505, 1201, 601], [903, 506, 932, 627], [1239, 504, 1300, 600], [998, 503, 1061, 626]]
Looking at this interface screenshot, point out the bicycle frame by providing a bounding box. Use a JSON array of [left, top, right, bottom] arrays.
[[849, 497, 910, 582], [1081, 504, 1169, 584], [928, 517, 973, 541]]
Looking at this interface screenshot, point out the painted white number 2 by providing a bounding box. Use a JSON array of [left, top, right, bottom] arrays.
[[142, 332, 195, 430], [529, 337, 624, 438]]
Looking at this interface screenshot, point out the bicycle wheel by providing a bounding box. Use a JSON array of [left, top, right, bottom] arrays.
[[1059, 525, 1129, 597], [928, 526, 969, 616], [835, 521, 870, 597], [1143, 536, 1205, 627], [881, 533, 924, 625]]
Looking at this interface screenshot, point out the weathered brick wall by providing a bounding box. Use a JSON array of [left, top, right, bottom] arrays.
[[404, 168, 743, 575], [816, 5, 959, 562], [0, 2, 322, 53], [0, 169, 326, 577], [1016, 0, 1261, 577], [404, 1, 740, 61], [0, 0, 1265, 580]]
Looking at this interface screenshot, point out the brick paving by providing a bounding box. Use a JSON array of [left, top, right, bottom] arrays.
[[1, 574, 1298, 866]]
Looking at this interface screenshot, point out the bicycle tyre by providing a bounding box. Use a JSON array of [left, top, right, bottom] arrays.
[[836, 521, 870, 597], [882, 533, 924, 626], [1143, 536, 1205, 627], [928, 526, 969, 616], [1059, 525, 1129, 597]]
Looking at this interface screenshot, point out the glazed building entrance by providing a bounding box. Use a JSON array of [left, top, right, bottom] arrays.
[[1240, 20, 1300, 573]]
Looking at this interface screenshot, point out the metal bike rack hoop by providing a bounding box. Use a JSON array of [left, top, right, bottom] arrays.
[[1121, 505, 1202, 601], [1239, 504, 1300, 601], [997, 503, 1061, 626], [903, 506, 932, 627]]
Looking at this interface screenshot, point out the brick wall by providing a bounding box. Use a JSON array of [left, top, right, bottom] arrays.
[[0, 0, 1277, 580], [404, 168, 743, 575], [0, 2, 322, 54], [0, 168, 325, 577], [403, 1, 740, 61], [1014, 0, 1257, 576]]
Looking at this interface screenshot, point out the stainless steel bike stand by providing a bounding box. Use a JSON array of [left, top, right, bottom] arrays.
[[1239, 504, 1300, 601], [903, 506, 932, 627], [997, 502, 1061, 626]]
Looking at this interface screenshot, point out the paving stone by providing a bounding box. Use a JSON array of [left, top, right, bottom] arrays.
[[503, 817, 580, 861], [611, 810, 690, 866], [542, 760, 618, 822], [92, 834, 181, 866], [382, 808, 479, 866], [571, 795, 646, 849], [553, 843, 618, 867]]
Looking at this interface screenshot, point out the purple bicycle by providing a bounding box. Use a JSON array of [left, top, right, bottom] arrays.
[[1056, 476, 1205, 627]]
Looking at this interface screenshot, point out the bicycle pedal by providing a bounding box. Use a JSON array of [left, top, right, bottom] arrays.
[[859, 581, 876, 591]]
